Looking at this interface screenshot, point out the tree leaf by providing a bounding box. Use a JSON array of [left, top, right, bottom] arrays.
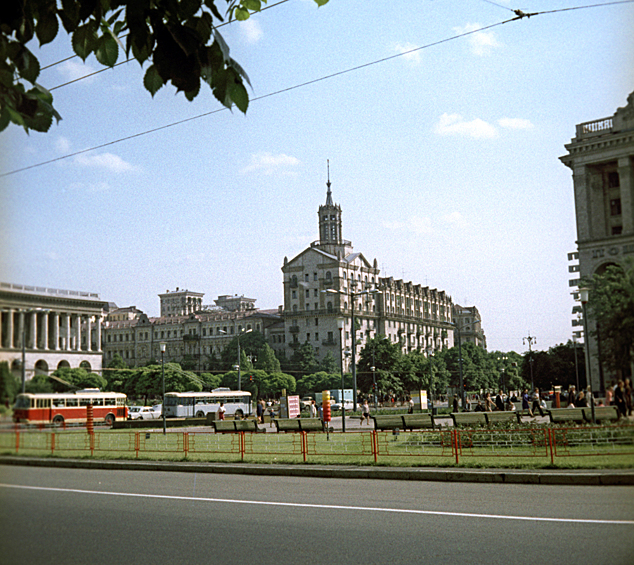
[[313, 0, 330, 6], [143, 64, 164, 97], [242, 0, 262, 11], [72, 22, 98, 60], [229, 81, 249, 113], [35, 10, 60, 46], [234, 7, 250, 21], [16, 47, 40, 84], [95, 32, 119, 66]]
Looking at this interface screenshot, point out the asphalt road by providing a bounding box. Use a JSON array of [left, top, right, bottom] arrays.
[[1, 465, 633, 565]]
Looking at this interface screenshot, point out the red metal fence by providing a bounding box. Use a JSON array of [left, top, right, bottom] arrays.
[[1, 425, 633, 464]]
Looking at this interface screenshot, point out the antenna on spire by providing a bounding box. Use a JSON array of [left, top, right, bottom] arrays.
[[325, 159, 333, 205]]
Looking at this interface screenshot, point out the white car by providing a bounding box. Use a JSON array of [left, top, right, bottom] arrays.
[[331, 400, 356, 411], [128, 406, 162, 420]]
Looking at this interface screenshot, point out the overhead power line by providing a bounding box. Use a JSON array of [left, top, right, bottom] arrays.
[[3, 1, 633, 178]]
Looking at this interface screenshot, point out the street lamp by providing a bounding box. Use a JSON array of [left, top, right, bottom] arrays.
[[426, 347, 435, 415], [160, 342, 166, 435], [451, 314, 480, 412], [579, 288, 595, 424], [337, 317, 346, 433], [236, 327, 252, 391], [323, 283, 379, 411], [523, 333, 536, 392]]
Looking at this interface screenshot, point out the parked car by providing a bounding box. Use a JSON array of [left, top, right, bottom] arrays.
[[128, 406, 162, 420], [331, 400, 356, 411]]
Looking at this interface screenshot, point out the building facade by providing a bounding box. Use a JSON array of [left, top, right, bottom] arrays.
[[560, 91, 634, 391], [102, 291, 281, 370], [280, 179, 456, 369], [0, 282, 108, 382], [453, 305, 487, 349]]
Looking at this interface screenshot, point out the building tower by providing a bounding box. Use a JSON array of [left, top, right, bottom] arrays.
[[316, 161, 350, 257]]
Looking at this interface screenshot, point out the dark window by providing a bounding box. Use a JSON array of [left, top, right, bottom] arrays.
[[612, 225, 623, 235], [610, 198, 622, 216], [607, 171, 620, 188]]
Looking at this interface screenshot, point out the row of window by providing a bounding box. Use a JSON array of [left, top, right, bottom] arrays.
[[106, 324, 257, 343]]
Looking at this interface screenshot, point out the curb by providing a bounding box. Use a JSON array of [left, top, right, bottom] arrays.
[[1, 456, 633, 485]]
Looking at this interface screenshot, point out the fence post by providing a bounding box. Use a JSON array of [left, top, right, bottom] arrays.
[[184, 432, 189, 458], [135, 431, 140, 458], [86, 403, 94, 435], [372, 430, 378, 463], [15, 430, 19, 454], [51, 432, 55, 455], [242, 431, 246, 462], [547, 427, 554, 464], [453, 429, 460, 464]]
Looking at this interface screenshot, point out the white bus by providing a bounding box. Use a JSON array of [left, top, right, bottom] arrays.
[[163, 388, 252, 419]]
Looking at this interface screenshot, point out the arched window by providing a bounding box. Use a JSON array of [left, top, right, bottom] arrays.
[[326, 271, 332, 281]]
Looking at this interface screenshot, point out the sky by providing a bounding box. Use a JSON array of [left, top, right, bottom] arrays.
[[1, 0, 633, 355]]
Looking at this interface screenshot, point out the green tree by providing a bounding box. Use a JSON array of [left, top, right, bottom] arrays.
[[24, 373, 53, 393], [318, 352, 338, 374], [254, 343, 281, 373], [288, 341, 319, 377], [0, 0, 329, 133], [295, 371, 348, 397], [220, 330, 266, 371], [200, 372, 222, 391], [125, 363, 202, 403], [588, 259, 634, 376], [357, 336, 404, 398], [0, 361, 20, 407], [104, 353, 133, 392], [50, 367, 107, 391]]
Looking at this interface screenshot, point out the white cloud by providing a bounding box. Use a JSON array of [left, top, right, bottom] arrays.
[[498, 117, 534, 130], [56, 136, 71, 153], [394, 42, 421, 64], [383, 216, 433, 235], [241, 152, 301, 175], [240, 19, 263, 44], [73, 152, 138, 173], [454, 23, 501, 56], [434, 113, 498, 139], [442, 211, 469, 228], [57, 60, 98, 83]]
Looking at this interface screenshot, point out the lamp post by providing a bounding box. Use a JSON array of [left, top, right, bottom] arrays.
[[236, 327, 252, 390], [371, 345, 377, 410], [572, 335, 581, 393], [579, 288, 595, 424], [323, 283, 379, 411], [160, 342, 166, 435], [523, 333, 536, 392], [426, 347, 435, 415], [337, 317, 346, 433]]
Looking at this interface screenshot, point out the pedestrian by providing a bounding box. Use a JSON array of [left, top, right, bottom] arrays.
[[495, 390, 504, 412], [309, 399, 317, 419], [268, 404, 276, 428], [452, 395, 459, 413], [576, 391, 588, 407], [407, 396, 414, 414], [623, 379, 632, 416], [217, 402, 226, 421], [522, 389, 532, 416], [505, 397, 516, 411], [605, 385, 614, 406], [485, 392, 494, 412], [362, 400, 370, 425], [256, 399, 264, 423], [614, 380, 626, 418], [531, 388, 544, 417], [567, 386, 576, 407]]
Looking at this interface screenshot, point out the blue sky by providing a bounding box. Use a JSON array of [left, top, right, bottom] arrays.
[[2, 0, 633, 354]]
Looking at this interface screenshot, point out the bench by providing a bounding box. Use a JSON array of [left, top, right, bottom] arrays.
[[274, 418, 302, 433], [485, 411, 521, 426], [548, 408, 585, 424], [298, 418, 324, 432], [401, 414, 435, 430], [211, 420, 239, 433], [583, 406, 619, 423], [371, 415, 405, 431], [234, 419, 261, 432], [451, 412, 487, 427]]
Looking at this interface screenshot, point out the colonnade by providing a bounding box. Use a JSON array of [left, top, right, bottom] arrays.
[[0, 309, 102, 352]]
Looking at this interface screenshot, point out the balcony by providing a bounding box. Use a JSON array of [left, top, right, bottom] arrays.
[[183, 334, 200, 341], [576, 117, 612, 139]]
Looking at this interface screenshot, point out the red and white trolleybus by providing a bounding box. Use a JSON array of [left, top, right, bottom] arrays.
[[13, 389, 128, 426]]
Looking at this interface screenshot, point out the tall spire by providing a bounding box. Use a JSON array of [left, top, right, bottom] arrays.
[[325, 159, 333, 206]]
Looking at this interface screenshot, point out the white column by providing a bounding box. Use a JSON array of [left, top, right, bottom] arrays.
[[42, 312, 49, 351], [74, 314, 81, 351], [95, 315, 102, 352], [64, 313, 71, 350], [86, 316, 92, 352], [7, 310, 14, 349], [29, 311, 37, 349], [52, 312, 59, 350], [18, 311, 25, 349]]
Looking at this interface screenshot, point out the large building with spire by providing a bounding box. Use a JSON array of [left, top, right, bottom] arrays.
[[279, 173, 456, 371]]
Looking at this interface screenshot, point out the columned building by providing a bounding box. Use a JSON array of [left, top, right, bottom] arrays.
[[0, 282, 108, 381], [281, 179, 455, 369], [560, 91, 634, 391], [453, 305, 487, 349]]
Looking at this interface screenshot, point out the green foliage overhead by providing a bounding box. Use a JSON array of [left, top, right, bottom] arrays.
[[0, 362, 20, 405], [0, 0, 329, 133]]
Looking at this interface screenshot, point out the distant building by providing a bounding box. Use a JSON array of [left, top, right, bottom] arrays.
[[560, 91, 634, 391], [453, 305, 487, 349], [280, 177, 455, 369], [0, 282, 108, 382], [102, 291, 281, 370]]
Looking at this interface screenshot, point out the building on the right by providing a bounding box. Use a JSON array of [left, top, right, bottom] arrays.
[[560, 91, 634, 393], [453, 305, 487, 350]]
